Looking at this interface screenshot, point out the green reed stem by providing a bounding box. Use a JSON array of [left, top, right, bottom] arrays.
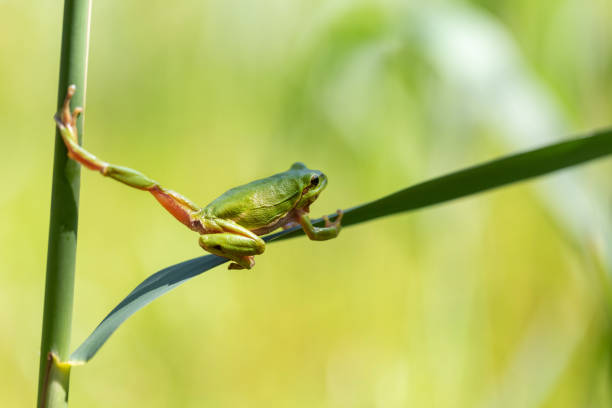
[[37, 1, 92, 407]]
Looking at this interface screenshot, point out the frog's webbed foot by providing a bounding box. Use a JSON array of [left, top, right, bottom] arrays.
[[54, 85, 99, 170]]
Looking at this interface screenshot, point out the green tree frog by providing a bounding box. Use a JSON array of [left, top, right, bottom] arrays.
[[54, 86, 343, 269]]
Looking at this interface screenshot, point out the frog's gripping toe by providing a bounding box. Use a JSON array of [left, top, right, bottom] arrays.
[[59, 84, 82, 129], [324, 209, 344, 228], [228, 255, 256, 270], [228, 263, 244, 270]]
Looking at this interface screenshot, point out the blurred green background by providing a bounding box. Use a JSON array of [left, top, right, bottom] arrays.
[[2, 0, 612, 406]]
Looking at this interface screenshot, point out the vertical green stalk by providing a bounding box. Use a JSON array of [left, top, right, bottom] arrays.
[[37, 1, 92, 407]]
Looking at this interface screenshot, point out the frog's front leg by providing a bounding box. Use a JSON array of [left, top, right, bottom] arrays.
[[199, 218, 265, 270], [298, 209, 343, 241]]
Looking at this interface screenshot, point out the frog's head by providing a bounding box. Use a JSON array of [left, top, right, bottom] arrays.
[[291, 162, 328, 209]]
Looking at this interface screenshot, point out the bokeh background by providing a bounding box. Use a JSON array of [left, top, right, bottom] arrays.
[[2, 0, 612, 406]]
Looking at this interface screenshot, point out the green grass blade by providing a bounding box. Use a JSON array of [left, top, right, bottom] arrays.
[[70, 128, 612, 364]]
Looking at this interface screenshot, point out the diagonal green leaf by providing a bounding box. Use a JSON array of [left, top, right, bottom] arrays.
[[270, 128, 612, 241], [69, 128, 612, 364], [69, 255, 226, 364]]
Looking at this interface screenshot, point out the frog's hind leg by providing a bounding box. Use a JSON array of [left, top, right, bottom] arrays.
[[54, 85, 203, 232], [199, 233, 264, 270], [199, 218, 266, 269]]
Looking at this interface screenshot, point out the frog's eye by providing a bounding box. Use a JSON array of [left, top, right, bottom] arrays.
[[310, 175, 319, 186]]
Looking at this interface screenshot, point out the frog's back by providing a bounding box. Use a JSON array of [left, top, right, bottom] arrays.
[[204, 173, 301, 230]]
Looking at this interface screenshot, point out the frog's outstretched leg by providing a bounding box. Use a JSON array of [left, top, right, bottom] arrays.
[[298, 209, 343, 241], [198, 218, 265, 270], [54, 85, 203, 232]]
